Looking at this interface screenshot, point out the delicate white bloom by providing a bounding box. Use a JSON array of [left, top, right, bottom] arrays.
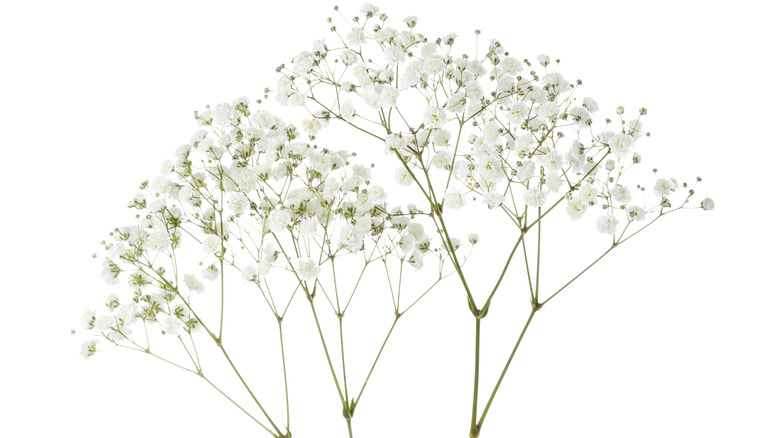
[[300, 217, 318, 237], [536, 101, 561, 119], [81, 340, 98, 359], [202, 264, 219, 281], [608, 134, 634, 158], [183, 274, 205, 293], [94, 315, 113, 331], [339, 224, 363, 251], [537, 54, 551, 66], [268, 209, 292, 233], [507, 101, 530, 124], [444, 189, 466, 209], [385, 44, 406, 63], [595, 215, 619, 234], [82, 310, 96, 329], [296, 258, 320, 281], [653, 178, 675, 197], [627, 205, 646, 221], [118, 303, 137, 325], [340, 100, 356, 121], [701, 197, 715, 211], [432, 150, 452, 169], [201, 235, 222, 254], [579, 183, 600, 203], [346, 28, 366, 47], [566, 198, 588, 220], [148, 197, 166, 213], [241, 264, 257, 282], [524, 188, 547, 208], [483, 191, 505, 209], [407, 249, 424, 270], [257, 259, 271, 277], [163, 316, 180, 336], [395, 167, 414, 186], [101, 260, 120, 285], [612, 185, 632, 205], [422, 106, 448, 129], [468, 233, 479, 245], [227, 194, 249, 216], [582, 97, 599, 112], [146, 231, 171, 252]]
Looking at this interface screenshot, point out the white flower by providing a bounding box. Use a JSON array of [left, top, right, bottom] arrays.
[[578, 183, 600, 203], [432, 150, 452, 169], [227, 194, 248, 216], [612, 185, 632, 205], [608, 134, 634, 158], [164, 316, 180, 336], [299, 217, 318, 237], [653, 178, 675, 197], [395, 167, 414, 186], [81, 310, 96, 329], [627, 205, 646, 221], [523, 188, 547, 208], [483, 191, 505, 209], [202, 264, 219, 281], [422, 106, 448, 129], [582, 97, 599, 112], [80, 340, 98, 359], [340, 100, 356, 121], [537, 54, 551, 66], [241, 264, 257, 282], [595, 215, 619, 234], [468, 233, 480, 245], [444, 189, 466, 209], [385, 45, 405, 63], [183, 274, 205, 293], [408, 249, 424, 270], [118, 303, 137, 325], [201, 235, 222, 254], [566, 198, 588, 220], [94, 315, 113, 331], [146, 231, 171, 252], [346, 28, 366, 47], [257, 259, 271, 277], [296, 258, 320, 281], [701, 197, 715, 211], [268, 209, 292, 233], [536, 101, 561, 119]]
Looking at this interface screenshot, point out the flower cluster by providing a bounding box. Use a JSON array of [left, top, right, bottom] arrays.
[[277, 5, 714, 241], [77, 97, 469, 358]]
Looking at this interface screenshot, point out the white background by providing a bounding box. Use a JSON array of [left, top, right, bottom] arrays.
[[1, 0, 778, 437]]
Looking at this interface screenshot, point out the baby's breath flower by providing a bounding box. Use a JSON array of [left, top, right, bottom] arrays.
[[201, 235, 221, 254], [595, 215, 619, 234]]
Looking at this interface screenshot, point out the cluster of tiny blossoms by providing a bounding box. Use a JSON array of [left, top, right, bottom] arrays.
[[77, 97, 462, 358], [276, 4, 714, 242]]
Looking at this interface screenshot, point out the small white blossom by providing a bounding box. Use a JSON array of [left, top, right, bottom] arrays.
[[595, 215, 619, 234], [444, 189, 466, 209], [566, 198, 588, 220], [201, 235, 222, 254], [296, 258, 320, 281], [701, 197, 715, 211]]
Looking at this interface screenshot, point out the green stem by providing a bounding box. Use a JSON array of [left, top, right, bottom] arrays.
[[278, 321, 290, 432], [308, 298, 346, 405], [469, 318, 481, 438], [477, 309, 537, 432], [355, 315, 400, 406], [217, 344, 283, 437], [201, 375, 276, 436]]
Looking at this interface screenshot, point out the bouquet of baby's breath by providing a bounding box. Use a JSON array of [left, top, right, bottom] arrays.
[[75, 4, 713, 437]]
